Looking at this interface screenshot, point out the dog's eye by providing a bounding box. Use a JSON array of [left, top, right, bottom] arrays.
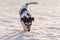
[[25, 23, 28, 25]]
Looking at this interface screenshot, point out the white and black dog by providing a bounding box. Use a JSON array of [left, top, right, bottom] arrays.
[[19, 2, 38, 32]]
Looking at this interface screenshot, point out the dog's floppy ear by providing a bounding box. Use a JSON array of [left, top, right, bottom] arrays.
[[21, 18, 24, 21], [21, 16, 27, 21], [31, 17, 34, 21], [29, 17, 34, 21]]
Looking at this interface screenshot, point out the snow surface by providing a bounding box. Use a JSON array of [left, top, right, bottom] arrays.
[[0, 0, 60, 40]]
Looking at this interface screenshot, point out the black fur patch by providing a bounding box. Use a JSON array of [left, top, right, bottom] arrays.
[[20, 8, 27, 15], [21, 17, 34, 23]]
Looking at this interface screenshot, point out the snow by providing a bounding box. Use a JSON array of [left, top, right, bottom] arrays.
[[0, 0, 60, 40]]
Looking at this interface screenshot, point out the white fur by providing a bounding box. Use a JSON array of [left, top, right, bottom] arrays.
[[20, 11, 30, 18]]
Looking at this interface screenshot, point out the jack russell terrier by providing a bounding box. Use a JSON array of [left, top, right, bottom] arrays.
[[19, 2, 38, 32]]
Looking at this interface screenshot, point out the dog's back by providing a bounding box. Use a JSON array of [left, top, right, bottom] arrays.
[[20, 3, 31, 19]]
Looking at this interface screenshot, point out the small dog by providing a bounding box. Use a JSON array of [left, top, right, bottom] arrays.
[[19, 3, 34, 32]]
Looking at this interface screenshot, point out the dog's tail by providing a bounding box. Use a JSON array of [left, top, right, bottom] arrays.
[[20, 2, 38, 15], [25, 2, 39, 8]]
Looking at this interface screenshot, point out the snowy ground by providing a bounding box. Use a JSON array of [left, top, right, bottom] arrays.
[[0, 0, 60, 40]]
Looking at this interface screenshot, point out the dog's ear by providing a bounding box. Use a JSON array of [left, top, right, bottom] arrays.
[[21, 18, 24, 21], [31, 17, 34, 21], [29, 17, 34, 21], [21, 16, 27, 21]]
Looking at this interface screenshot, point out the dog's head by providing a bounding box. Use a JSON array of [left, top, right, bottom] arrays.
[[21, 17, 34, 31], [21, 16, 34, 25]]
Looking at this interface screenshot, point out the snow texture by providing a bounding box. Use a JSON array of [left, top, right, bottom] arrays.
[[0, 0, 60, 40]]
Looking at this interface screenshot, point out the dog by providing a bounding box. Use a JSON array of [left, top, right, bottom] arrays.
[[19, 2, 38, 32]]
